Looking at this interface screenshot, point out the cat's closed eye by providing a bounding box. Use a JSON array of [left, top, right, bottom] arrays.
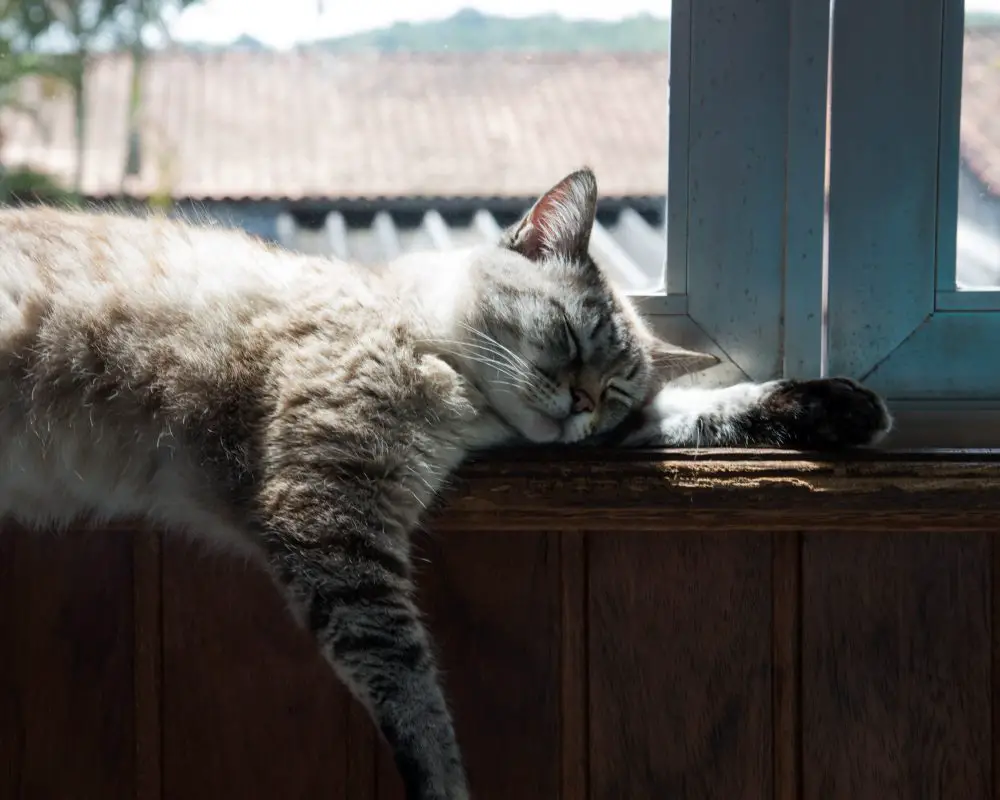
[[604, 381, 638, 405], [562, 319, 581, 362]]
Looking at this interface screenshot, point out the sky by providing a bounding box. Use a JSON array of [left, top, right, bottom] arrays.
[[167, 0, 1000, 50]]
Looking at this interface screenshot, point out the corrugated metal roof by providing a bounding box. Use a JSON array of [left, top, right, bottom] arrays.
[[274, 203, 667, 292]]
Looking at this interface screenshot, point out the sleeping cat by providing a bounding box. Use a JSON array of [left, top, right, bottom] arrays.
[[0, 168, 889, 800]]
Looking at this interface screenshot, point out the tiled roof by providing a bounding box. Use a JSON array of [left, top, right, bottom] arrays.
[[1, 50, 668, 201], [961, 27, 1000, 195]]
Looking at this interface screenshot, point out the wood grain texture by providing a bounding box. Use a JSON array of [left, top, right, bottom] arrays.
[[0, 528, 19, 799], [428, 449, 1000, 532], [0, 527, 135, 800], [347, 702, 378, 800], [160, 538, 352, 800], [560, 531, 588, 800], [133, 531, 163, 800], [990, 526, 1000, 800], [772, 531, 802, 800], [376, 531, 562, 800], [588, 531, 773, 799], [995, 534, 1000, 800], [802, 532, 991, 799]]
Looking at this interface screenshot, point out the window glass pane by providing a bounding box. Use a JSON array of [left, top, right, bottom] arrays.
[[958, 6, 1000, 288]]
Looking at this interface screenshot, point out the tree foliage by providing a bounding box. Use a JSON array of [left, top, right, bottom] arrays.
[[0, 0, 199, 202]]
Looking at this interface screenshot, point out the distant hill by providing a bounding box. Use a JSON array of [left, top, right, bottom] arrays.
[[300, 9, 671, 53], [966, 12, 1000, 26], [231, 34, 270, 51], [181, 34, 269, 52]]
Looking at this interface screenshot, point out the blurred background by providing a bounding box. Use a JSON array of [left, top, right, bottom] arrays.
[[0, 0, 997, 289]]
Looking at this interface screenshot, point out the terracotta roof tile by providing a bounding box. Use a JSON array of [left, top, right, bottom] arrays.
[[1, 50, 669, 200], [961, 26, 1000, 195]]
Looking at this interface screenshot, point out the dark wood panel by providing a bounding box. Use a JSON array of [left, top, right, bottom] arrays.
[[133, 531, 163, 800], [994, 535, 1000, 800], [802, 532, 991, 799], [0, 527, 135, 800], [560, 531, 589, 800], [161, 538, 354, 800], [377, 531, 562, 800], [588, 531, 773, 799], [772, 531, 803, 800]]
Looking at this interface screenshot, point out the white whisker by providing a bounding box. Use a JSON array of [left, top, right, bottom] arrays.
[[427, 336, 538, 388], [431, 346, 528, 388], [459, 323, 535, 371]]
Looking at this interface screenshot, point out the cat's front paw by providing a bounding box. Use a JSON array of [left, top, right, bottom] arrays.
[[765, 377, 892, 450]]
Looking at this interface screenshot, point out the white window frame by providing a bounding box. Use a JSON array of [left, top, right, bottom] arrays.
[[827, 0, 1000, 395], [647, 0, 1000, 446], [641, 0, 829, 391]]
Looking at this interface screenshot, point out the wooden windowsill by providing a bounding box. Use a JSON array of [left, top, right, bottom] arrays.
[[431, 448, 1000, 531]]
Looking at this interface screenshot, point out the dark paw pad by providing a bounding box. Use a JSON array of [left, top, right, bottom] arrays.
[[766, 377, 892, 449]]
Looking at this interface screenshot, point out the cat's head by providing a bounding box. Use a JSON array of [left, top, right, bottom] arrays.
[[456, 167, 719, 444]]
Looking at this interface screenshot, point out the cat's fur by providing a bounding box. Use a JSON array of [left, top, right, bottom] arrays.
[[0, 168, 890, 800]]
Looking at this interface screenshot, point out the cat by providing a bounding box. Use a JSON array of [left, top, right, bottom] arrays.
[[0, 167, 890, 800]]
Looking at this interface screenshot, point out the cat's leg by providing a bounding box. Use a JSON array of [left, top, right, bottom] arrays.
[[259, 500, 468, 800], [615, 377, 892, 449]]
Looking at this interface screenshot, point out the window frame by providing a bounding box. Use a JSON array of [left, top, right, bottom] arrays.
[[643, 0, 830, 388], [650, 0, 1000, 446], [825, 0, 1000, 402]]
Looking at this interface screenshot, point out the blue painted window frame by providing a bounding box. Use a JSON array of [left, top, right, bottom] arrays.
[[656, 0, 1000, 426], [826, 0, 1000, 401], [647, 0, 830, 390]]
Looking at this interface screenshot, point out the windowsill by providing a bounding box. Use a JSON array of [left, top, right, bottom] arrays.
[[9, 450, 999, 536], [878, 405, 1000, 448], [430, 448, 1000, 531]]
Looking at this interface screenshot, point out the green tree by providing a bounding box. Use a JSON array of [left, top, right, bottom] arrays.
[[0, 0, 69, 202], [115, 0, 201, 196], [8, 1, 111, 194], [7, 0, 200, 197]]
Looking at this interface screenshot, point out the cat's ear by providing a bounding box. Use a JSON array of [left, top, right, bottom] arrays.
[[501, 168, 598, 262], [648, 337, 721, 381]]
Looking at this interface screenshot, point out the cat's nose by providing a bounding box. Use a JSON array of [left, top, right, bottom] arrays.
[[571, 388, 595, 414]]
